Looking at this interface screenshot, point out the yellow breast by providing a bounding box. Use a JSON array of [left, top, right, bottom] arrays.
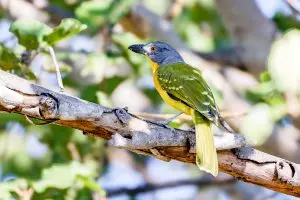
[[148, 58, 192, 115], [147, 57, 159, 73]]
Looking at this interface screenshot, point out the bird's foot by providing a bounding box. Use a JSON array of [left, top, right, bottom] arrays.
[[146, 112, 183, 130], [162, 112, 183, 125]]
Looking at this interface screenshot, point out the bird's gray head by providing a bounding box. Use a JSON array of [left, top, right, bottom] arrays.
[[128, 41, 184, 66]]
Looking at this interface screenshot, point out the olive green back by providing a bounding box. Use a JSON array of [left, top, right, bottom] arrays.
[[157, 63, 218, 122]]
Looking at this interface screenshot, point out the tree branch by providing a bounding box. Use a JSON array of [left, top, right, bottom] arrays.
[[106, 177, 235, 197], [1, 70, 300, 196]]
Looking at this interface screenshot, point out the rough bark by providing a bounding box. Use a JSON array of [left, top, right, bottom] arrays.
[[1, 69, 300, 197]]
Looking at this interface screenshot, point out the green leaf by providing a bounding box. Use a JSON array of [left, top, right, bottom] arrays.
[[99, 76, 126, 95], [260, 72, 271, 82], [0, 44, 20, 70], [10, 19, 52, 50], [268, 29, 300, 94], [75, 0, 136, 30], [240, 103, 274, 146], [112, 32, 142, 51], [75, 1, 110, 30], [33, 161, 95, 193], [112, 32, 145, 67], [44, 18, 87, 46], [273, 13, 300, 32], [77, 175, 104, 194], [96, 91, 112, 107], [107, 0, 136, 24], [245, 81, 285, 106], [80, 53, 112, 84], [185, 22, 214, 52]]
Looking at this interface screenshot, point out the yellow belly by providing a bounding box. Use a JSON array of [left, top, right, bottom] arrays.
[[149, 59, 192, 115]]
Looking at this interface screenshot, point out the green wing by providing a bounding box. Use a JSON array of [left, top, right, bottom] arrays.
[[158, 63, 219, 121]]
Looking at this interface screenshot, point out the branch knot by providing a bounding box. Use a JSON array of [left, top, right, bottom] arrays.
[[114, 107, 130, 124], [39, 93, 59, 119]]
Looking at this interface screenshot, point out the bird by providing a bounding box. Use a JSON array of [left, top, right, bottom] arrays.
[[128, 41, 233, 176]]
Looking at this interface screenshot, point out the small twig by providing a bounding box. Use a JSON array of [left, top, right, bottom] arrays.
[[48, 46, 64, 92], [106, 177, 235, 197]]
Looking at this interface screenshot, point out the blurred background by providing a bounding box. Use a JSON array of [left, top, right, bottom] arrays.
[[1, 0, 300, 199]]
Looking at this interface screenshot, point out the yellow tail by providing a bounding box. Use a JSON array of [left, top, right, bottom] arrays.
[[191, 110, 218, 176]]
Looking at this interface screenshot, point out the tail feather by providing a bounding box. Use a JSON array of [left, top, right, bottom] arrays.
[[192, 110, 218, 176]]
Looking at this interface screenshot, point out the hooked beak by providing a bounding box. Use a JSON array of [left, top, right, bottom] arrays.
[[128, 44, 146, 55]]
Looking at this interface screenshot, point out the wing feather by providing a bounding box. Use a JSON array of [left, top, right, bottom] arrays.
[[158, 63, 218, 121]]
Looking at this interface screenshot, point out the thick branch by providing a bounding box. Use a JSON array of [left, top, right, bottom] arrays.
[[1, 69, 300, 197]]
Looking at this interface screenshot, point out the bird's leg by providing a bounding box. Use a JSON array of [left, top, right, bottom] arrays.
[[158, 112, 183, 125], [143, 112, 183, 130]]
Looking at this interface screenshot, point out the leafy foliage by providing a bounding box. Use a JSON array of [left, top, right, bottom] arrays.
[[240, 103, 274, 145], [32, 161, 98, 192], [1, 162, 104, 200], [0, 44, 20, 69], [44, 18, 87, 46], [75, 0, 136, 31], [10, 18, 87, 50], [268, 29, 300, 94], [273, 12, 300, 32], [9, 19, 52, 50]]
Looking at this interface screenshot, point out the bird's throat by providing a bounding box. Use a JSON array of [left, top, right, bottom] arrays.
[[147, 57, 160, 73]]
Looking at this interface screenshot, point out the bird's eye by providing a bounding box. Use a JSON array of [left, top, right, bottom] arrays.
[[150, 46, 156, 52]]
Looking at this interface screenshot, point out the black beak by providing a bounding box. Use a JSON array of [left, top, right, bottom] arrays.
[[128, 44, 146, 55]]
